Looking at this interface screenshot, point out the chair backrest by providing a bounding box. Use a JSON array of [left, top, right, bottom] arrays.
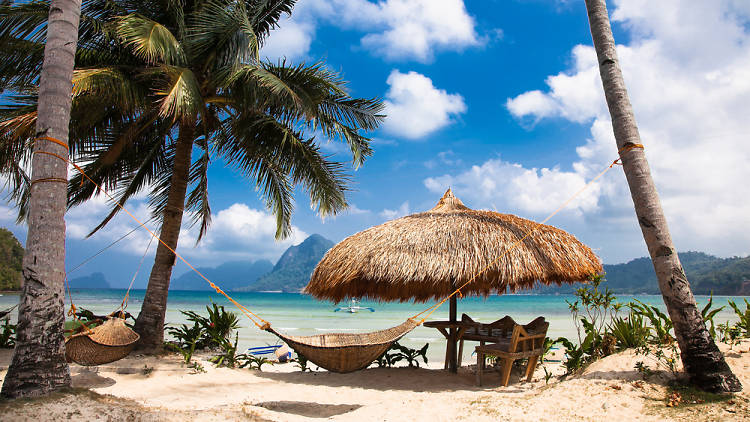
[[462, 314, 517, 338], [510, 317, 549, 354]]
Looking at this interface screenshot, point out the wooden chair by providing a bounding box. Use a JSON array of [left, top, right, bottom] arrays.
[[457, 314, 516, 367], [475, 317, 549, 386]]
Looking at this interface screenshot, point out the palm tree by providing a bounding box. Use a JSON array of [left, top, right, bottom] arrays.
[[0, 0, 81, 398], [583, 0, 741, 393], [0, 0, 384, 352]]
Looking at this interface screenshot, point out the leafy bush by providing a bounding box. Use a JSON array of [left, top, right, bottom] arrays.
[[727, 299, 750, 337], [237, 354, 272, 371], [374, 342, 429, 368], [294, 353, 313, 372], [629, 300, 675, 345], [0, 319, 15, 348], [209, 332, 240, 368], [165, 321, 203, 363], [186, 303, 240, 349], [700, 295, 724, 340], [609, 312, 649, 349]]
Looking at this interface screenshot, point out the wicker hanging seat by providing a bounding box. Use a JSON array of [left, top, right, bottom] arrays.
[[65, 317, 140, 366], [264, 318, 419, 373]]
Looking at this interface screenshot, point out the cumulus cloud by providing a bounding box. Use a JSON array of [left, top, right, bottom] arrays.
[[429, 0, 750, 262], [64, 200, 308, 266], [380, 201, 410, 220], [382, 70, 466, 139], [261, 0, 481, 62]]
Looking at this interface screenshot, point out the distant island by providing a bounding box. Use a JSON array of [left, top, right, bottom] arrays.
[[535, 251, 750, 295], [170, 260, 273, 291], [68, 272, 111, 289], [5, 222, 747, 295]]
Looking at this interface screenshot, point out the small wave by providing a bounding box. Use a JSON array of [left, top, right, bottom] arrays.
[[276, 327, 299, 331]]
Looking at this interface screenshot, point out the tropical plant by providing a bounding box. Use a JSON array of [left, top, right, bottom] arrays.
[[0, 319, 16, 348], [374, 342, 429, 368], [165, 321, 203, 363], [700, 295, 725, 340], [0, 0, 384, 354], [180, 303, 240, 349], [0, 0, 81, 399], [209, 332, 240, 368], [727, 299, 750, 337], [609, 312, 649, 349], [237, 354, 272, 371], [629, 300, 675, 345], [584, 0, 741, 392]]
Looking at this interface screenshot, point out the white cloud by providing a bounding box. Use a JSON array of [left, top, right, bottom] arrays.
[[260, 17, 314, 61], [429, 0, 750, 263], [64, 200, 308, 266], [382, 70, 466, 139], [380, 201, 410, 220], [261, 0, 481, 63]]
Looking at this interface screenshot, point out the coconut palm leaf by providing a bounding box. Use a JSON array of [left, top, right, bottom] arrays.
[[115, 14, 186, 65]]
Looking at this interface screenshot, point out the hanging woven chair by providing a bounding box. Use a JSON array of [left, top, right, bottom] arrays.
[[65, 317, 140, 366], [265, 318, 418, 373]]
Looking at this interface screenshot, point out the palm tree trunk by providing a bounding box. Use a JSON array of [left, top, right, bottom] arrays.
[[1, 0, 81, 399], [133, 124, 194, 353], [584, 0, 741, 393]]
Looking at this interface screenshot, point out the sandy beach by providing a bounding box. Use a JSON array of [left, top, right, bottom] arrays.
[[2, 340, 749, 421]]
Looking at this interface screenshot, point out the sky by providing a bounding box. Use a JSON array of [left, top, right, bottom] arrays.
[[2, 0, 750, 288]]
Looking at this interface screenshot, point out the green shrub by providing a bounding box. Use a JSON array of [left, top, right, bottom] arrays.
[[374, 342, 429, 368], [700, 295, 724, 340], [609, 312, 649, 349], [727, 299, 750, 337], [0, 319, 15, 348], [629, 300, 675, 345]]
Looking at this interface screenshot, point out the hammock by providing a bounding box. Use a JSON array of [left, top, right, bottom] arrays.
[[65, 318, 140, 366], [264, 318, 419, 373]]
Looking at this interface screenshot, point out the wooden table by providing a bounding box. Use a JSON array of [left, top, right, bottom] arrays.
[[423, 320, 469, 372]]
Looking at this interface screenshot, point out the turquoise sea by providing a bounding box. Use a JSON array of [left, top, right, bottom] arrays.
[[0, 290, 746, 363]]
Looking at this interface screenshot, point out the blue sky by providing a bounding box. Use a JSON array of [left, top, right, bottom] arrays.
[[3, 0, 750, 288]]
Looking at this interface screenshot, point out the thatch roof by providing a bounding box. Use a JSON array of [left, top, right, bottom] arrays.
[[305, 189, 602, 302]]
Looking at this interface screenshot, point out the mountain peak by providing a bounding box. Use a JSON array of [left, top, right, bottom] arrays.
[[238, 234, 334, 292]]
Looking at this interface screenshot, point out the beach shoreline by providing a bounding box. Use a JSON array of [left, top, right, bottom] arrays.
[[2, 340, 749, 421]]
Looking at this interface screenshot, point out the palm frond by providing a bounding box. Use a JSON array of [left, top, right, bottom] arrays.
[[115, 13, 186, 65], [154, 65, 202, 122], [185, 147, 211, 242], [188, 0, 259, 66], [72, 67, 148, 114], [248, 0, 295, 44]]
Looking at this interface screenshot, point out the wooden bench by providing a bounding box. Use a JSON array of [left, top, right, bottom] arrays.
[[475, 317, 549, 386]]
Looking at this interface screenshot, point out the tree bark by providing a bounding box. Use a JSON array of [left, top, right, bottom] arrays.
[[1, 0, 81, 399], [584, 0, 741, 393], [133, 124, 194, 353]]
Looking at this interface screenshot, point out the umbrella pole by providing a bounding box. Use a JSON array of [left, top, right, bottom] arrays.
[[449, 295, 457, 373]]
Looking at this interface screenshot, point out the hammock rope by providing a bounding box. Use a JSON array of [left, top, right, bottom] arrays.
[[31, 136, 642, 371]]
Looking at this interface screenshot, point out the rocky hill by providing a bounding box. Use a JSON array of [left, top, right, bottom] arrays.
[[236, 234, 334, 292]]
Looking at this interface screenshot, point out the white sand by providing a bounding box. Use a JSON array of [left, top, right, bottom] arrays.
[[1, 340, 749, 421]]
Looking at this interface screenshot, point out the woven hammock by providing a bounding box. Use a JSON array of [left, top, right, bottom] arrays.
[[265, 318, 419, 373], [65, 317, 140, 366]]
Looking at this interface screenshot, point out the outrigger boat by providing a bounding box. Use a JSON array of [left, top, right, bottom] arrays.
[[334, 298, 375, 313]]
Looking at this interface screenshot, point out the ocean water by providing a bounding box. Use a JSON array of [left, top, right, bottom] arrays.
[[0, 290, 746, 364]]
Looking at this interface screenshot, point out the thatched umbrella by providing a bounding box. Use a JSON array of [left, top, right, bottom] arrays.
[[305, 189, 602, 371]]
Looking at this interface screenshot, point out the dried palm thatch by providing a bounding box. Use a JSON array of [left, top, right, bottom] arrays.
[[306, 189, 602, 302]]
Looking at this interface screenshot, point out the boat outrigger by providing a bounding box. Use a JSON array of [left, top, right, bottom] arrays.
[[334, 299, 374, 313]]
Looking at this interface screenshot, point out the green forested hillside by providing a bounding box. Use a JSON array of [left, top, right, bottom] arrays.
[[535, 252, 750, 295], [238, 234, 334, 292], [0, 228, 23, 291]]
